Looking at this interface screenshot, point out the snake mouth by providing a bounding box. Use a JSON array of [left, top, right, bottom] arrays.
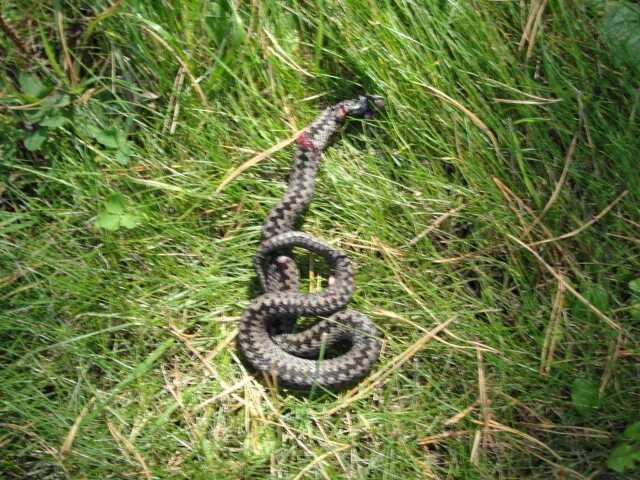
[[345, 94, 385, 119], [366, 94, 386, 111]]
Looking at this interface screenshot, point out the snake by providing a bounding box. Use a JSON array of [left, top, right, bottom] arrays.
[[238, 95, 384, 390]]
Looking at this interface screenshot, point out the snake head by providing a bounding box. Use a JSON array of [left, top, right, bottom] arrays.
[[340, 94, 385, 120]]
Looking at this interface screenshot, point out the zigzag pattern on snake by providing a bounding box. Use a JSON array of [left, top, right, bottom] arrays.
[[238, 95, 384, 389]]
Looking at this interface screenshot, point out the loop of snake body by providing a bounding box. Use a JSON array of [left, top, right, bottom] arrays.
[[238, 95, 384, 389]]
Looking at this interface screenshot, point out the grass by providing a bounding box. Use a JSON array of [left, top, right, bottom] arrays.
[[1, 0, 639, 478]]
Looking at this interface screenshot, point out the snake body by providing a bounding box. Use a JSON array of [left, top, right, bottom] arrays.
[[238, 95, 384, 389]]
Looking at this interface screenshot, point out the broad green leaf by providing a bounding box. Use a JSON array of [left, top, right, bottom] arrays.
[[116, 129, 127, 147], [115, 142, 132, 165], [119, 213, 139, 229], [571, 378, 599, 416], [41, 93, 71, 108], [607, 442, 640, 473], [594, 0, 640, 72], [24, 108, 48, 123], [572, 285, 609, 322], [104, 193, 125, 214], [94, 128, 119, 148], [95, 212, 120, 231], [18, 73, 48, 98], [629, 279, 640, 294], [115, 150, 129, 165], [77, 120, 100, 139], [624, 421, 640, 440], [40, 115, 69, 128], [23, 128, 48, 151]]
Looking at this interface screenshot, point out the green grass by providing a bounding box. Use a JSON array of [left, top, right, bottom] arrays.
[[1, 1, 639, 478]]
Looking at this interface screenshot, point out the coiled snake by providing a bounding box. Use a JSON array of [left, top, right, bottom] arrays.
[[238, 95, 384, 389]]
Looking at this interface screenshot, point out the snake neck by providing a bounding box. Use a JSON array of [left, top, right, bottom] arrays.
[[261, 145, 323, 242], [261, 95, 383, 244]]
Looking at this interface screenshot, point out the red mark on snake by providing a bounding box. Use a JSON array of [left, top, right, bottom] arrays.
[[297, 133, 318, 151]]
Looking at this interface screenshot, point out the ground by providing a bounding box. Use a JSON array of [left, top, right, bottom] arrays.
[[1, 1, 639, 479]]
